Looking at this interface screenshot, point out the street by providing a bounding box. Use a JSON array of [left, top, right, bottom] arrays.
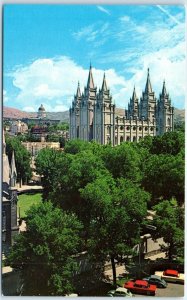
[[133, 283, 184, 297]]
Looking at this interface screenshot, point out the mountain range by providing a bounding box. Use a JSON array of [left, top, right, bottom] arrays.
[[3, 106, 185, 124]]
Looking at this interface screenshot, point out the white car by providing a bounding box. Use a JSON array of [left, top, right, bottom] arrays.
[[107, 287, 133, 297], [155, 269, 184, 284]]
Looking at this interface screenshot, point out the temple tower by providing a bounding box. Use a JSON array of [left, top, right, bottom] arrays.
[[156, 80, 174, 135]]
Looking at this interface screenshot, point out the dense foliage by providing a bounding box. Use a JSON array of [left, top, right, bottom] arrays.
[[5, 135, 32, 185], [9, 130, 185, 294], [152, 199, 184, 262], [8, 202, 83, 295]]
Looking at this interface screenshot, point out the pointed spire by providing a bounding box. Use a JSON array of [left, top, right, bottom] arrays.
[[87, 64, 94, 89], [101, 72, 108, 91], [10, 151, 17, 187], [162, 80, 167, 96], [145, 68, 152, 94], [76, 81, 81, 98], [132, 85, 137, 101]]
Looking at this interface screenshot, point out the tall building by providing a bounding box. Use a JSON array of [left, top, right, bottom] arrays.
[[70, 66, 174, 145], [2, 130, 19, 255]]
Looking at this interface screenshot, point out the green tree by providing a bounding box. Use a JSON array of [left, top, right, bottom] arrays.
[[8, 201, 83, 296], [64, 139, 90, 154], [101, 142, 142, 182], [174, 122, 185, 133], [80, 177, 149, 286], [150, 131, 184, 156], [57, 122, 69, 131], [35, 148, 71, 201], [142, 153, 184, 205], [152, 199, 184, 262], [46, 134, 60, 142], [5, 135, 32, 185]]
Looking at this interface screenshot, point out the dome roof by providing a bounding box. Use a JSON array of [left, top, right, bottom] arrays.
[[38, 104, 45, 111]]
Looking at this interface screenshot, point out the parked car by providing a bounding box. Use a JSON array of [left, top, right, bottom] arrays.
[[155, 269, 184, 284], [143, 275, 167, 288], [124, 279, 157, 296], [107, 287, 133, 297]]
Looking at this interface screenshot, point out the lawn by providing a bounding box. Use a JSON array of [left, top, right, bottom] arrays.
[[18, 193, 42, 218]]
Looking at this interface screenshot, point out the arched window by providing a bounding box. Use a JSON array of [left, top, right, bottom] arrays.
[[107, 126, 110, 134], [115, 136, 118, 145], [126, 126, 130, 130], [126, 136, 130, 142], [133, 126, 136, 131], [120, 126, 124, 131], [120, 136, 123, 143], [167, 118, 170, 126], [133, 136, 136, 142]]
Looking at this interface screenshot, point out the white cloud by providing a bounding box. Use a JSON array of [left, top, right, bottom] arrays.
[[3, 90, 9, 103], [157, 5, 181, 25], [73, 25, 95, 40], [72, 22, 110, 47], [7, 46, 186, 113], [23, 106, 35, 112], [120, 15, 130, 22], [97, 6, 111, 16], [8, 56, 128, 111]]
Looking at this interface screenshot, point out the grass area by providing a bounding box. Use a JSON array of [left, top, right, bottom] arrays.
[[18, 193, 42, 218]]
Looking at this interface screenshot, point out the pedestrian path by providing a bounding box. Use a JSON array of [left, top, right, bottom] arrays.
[[17, 184, 43, 192]]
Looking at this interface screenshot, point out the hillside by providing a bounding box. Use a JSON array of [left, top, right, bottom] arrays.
[[3, 106, 185, 124], [3, 106, 69, 123]]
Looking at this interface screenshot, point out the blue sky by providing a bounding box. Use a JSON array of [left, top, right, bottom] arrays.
[[3, 4, 186, 111]]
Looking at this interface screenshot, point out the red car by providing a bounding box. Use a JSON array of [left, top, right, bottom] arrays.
[[124, 279, 157, 296]]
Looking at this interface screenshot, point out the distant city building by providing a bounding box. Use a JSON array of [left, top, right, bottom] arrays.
[[37, 104, 47, 118], [70, 66, 174, 145], [22, 104, 60, 126], [10, 120, 28, 135], [2, 130, 19, 255], [22, 138, 60, 156]]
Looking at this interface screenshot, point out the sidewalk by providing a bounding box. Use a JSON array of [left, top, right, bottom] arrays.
[[104, 251, 166, 282], [17, 184, 43, 193], [104, 265, 128, 282]]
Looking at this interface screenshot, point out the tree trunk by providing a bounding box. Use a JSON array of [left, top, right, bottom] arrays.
[[111, 255, 117, 287], [168, 242, 173, 261]]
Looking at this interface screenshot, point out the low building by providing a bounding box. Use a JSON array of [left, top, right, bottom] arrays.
[[22, 138, 60, 156], [10, 120, 28, 135]]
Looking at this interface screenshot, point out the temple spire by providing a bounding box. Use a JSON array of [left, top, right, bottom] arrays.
[[76, 81, 81, 98], [101, 72, 107, 92], [10, 151, 17, 187], [87, 64, 94, 89], [132, 85, 137, 101], [162, 80, 167, 96], [145, 68, 152, 93]]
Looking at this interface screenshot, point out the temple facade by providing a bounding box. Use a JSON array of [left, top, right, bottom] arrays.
[[69, 66, 174, 145]]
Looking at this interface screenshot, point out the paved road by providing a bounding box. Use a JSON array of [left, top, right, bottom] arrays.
[[133, 283, 184, 297]]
